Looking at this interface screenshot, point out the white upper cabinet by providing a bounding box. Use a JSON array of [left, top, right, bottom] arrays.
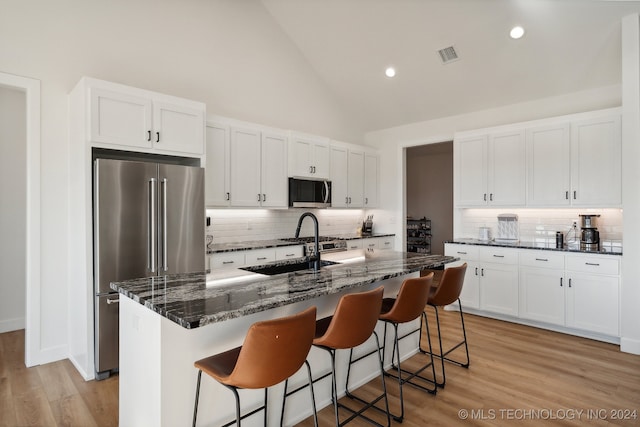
[[289, 133, 330, 179], [526, 123, 571, 206], [88, 79, 204, 155], [456, 135, 487, 206], [230, 127, 262, 207], [456, 131, 525, 207], [206, 121, 288, 208], [260, 132, 288, 208], [330, 144, 364, 208], [363, 153, 379, 208], [570, 115, 622, 206], [205, 123, 230, 207], [488, 130, 526, 206], [455, 107, 621, 209]]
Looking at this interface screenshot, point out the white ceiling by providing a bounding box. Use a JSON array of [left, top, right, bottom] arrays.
[[261, 0, 640, 133]]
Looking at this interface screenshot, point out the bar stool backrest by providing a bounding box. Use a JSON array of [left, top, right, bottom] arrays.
[[429, 263, 467, 307], [380, 273, 434, 323], [314, 286, 384, 350], [230, 306, 317, 389]]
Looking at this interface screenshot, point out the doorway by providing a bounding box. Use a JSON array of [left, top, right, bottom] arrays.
[[0, 71, 41, 367], [405, 142, 453, 255]]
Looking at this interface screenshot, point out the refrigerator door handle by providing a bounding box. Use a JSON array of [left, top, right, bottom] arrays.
[[149, 178, 157, 273], [162, 178, 168, 272]]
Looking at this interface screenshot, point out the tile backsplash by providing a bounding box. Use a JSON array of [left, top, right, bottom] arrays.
[[206, 209, 367, 243], [460, 208, 623, 251]]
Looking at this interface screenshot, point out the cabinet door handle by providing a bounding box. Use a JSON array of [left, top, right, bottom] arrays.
[[585, 262, 600, 266], [565, 191, 569, 200], [573, 190, 577, 200], [258, 194, 261, 202], [263, 194, 266, 202], [493, 254, 504, 258], [475, 267, 478, 276], [345, 197, 349, 204], [483, 193, 487, 201], [365, 197, 368, 204], [147, 130, 151, 141], [309, 166, 313, 173], [560, 277, 563, 287], [481, 268, 484, 276], [489, 193, 493, 201], [226, 192, 230, 201], [568, 278, 572, 287], [156, 131, 160, 143], [457, 251, 467, 255], [348, 197, 351, 204], [535, 258, 548, 262]]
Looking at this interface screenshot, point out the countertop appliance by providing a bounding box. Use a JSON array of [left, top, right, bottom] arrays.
[[579, 214, 600, 251], [288, 177, 331, 208], [281, 236, 347, 256], [93, 157, 204, 379]]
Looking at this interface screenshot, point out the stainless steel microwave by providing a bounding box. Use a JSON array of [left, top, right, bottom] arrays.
[[288, 178, 331, 208]]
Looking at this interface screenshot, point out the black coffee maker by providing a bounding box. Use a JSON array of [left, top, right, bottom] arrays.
[[579, 214, 600, 251]]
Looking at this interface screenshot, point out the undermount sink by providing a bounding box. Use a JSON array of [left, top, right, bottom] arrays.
[[240, 260, 341, 276]]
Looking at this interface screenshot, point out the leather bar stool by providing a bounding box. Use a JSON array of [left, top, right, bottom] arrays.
[[376, 272, 437, 422], [345, 273, 436, 422], [192, 306, 318, 427], [420, 263, 470, 388], [313, 286, 391, 427]]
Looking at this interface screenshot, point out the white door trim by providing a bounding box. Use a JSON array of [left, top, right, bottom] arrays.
[[0, 71, 41, 367]]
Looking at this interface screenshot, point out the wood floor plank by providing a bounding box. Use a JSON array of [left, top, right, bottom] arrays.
[[1, 309, 639, 427]]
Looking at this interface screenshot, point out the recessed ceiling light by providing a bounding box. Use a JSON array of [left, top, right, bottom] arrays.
[[510, 26, 525, 39], [385, 67, 396, 78]]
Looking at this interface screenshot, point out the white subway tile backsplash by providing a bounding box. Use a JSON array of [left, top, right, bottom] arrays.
[[206, 209, 367, 243], [460, 208, 623, 247]]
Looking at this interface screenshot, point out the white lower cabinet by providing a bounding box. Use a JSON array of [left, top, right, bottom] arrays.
[[364, 236, 395, 251], [565, 255, 620, 336], [445, 243, 621, 341], [478, 259, 519, 316], [518, 251, 565, 325], [444, 244, 480, 309], [210, 245, 305, 270]]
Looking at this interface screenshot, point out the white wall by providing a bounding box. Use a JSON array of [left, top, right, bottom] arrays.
[[0, 86, 26, 333], [0, 0, 364, 365]]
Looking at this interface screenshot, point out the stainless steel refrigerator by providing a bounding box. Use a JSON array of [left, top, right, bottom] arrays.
[[93, 157, 205, 379]]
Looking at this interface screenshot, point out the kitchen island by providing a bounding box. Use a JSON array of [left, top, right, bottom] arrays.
[[112, 250, 457, 427]]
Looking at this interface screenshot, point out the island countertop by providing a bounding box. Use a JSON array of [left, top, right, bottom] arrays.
[[111, 251, 457, 329]]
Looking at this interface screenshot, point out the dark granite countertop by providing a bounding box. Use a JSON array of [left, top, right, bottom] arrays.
[[207, 233, 396, 254], [446, 239, 622, 256], [111, 251, 456, 329]]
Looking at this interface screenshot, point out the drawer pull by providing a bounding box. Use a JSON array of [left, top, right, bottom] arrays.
[[535, 258, 548, 262], [384, 242, 390, 245], [257, 257, 267, 260], [285, 253, 295, 257], [457, 251, 467, 255], [493, 255, 504, 258], [585, 262, 600, 266], [222, 261, 235, 265]]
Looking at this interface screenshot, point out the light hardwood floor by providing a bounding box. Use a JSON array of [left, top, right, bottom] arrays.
[[1, 309, 639, 426]]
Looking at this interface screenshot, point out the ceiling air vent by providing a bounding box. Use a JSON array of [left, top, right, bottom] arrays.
[[438, 45, 459, 64]]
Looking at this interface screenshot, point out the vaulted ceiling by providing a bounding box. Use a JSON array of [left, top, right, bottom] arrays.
[[261, 0, 640, 133]]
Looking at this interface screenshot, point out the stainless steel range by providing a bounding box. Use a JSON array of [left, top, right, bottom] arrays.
[[281, 236, 347, 256]]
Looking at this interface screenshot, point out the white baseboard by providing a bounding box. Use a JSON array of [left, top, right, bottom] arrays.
[[0, 317, 25, 334], [37, 344, 68, 366], [620, 337, 640, 355], [68, 353, 95, 381]]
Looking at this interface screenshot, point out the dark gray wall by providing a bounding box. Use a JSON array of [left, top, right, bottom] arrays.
[[406, 142, 453, 255]]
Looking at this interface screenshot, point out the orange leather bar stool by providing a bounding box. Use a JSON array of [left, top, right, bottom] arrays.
[[313, 286, 391, 427], [375, 272, 437, 422], [192, 306, 318, 427], [420, 263, 469, 388]]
